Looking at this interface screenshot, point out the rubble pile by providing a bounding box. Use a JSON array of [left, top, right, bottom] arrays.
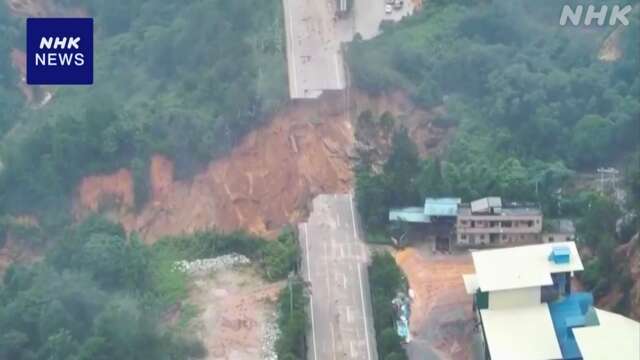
[[262, 312, 279, 360], [173, 253, 251, 276]]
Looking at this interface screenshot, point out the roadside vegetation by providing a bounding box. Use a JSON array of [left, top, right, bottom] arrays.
[[275, 278, 308, 360], [0, 215, 300, 359], [0, 0, 287, 227], [368, 252, 409, 360]]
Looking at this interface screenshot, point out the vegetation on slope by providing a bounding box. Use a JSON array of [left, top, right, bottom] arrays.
[[352, 0, 639, 312], [0, 216, 204, 360], [275, 278, 307, 360], [349, 0, 639, 200], [0, 0, 287, 225]]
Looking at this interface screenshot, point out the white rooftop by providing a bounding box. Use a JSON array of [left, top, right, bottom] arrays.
[[470, 196, 502, 213], [462, 273, 479, 295], [471, 241, 584, 292], [480, 304, 562, 360], [573, 308, 640, 360]]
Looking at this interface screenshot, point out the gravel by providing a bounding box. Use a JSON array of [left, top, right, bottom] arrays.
[[262, 310, 280, 360], [173, 253, 251, 276]]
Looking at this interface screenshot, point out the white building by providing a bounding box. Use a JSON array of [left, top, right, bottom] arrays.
[[462, 241, 640, 360]]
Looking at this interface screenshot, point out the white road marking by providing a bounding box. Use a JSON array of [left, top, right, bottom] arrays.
[[343, 273, 347, 288], [357, 264, 373, 360], [350, 341, 357, 358], [346, 305, 353, 323], [304, 224, 319, 360], [330, 323, 337, 360], [334, 53, 342, 88], [348, 194, 358, 240], [284, 0, 298, 97]]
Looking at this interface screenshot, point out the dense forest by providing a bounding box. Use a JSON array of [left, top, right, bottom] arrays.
[[0, 0, 287, 227], [351, 0, 639, 312]]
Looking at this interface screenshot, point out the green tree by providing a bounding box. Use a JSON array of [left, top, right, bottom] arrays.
[[570, 115, 614, 167], [384, 128, 420, 207]]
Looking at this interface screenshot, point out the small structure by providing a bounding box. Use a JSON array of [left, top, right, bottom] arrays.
[[462, 241, 640, 360], [543, 219, 576, 243], [456, 197, 543, 247], [388, 197, 459, 249]]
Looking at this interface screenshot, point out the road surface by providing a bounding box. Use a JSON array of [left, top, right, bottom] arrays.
[[299, 194, 378, 360], [282, 0, 345, 98]]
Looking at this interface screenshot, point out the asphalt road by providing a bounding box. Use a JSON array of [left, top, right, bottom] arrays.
[[299, 194, 378, 360], [282, 0, 345, 99]]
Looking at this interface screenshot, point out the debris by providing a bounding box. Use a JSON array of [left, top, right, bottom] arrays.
[[173, 253, 251, 276]]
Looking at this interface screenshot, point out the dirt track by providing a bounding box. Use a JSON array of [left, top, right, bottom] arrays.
[[394, 244, 475, 360], [188, 267, 283, 360]]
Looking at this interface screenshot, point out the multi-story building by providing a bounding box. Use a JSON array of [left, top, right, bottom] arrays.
[[462, 242, 640, 360], [456, 197, 542, 247]]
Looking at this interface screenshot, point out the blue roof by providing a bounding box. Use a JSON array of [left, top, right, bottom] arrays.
[[389, 207, 431, 223], [424, 197, 461, 217], [549, 292, 599, 359]]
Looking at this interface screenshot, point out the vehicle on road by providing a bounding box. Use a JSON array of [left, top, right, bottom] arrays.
[[385, 4, 393, 14], [393, 0, 403, 9]]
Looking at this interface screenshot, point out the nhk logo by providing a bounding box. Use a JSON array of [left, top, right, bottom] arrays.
[[27, 18, 93, 85], [559, 4, 633, 26]]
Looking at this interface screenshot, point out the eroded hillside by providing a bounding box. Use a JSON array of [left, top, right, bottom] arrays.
[[71, 90, 445, 241], [74, 94, 355, 240]]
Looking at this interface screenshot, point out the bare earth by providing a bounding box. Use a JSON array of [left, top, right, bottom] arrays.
[[74, 93, 355, 241], [72, 91, 447, 242], [394, 243, 476, 360], [188, 267, 283, 360]]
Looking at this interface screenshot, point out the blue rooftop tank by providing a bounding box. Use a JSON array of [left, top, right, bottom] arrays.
[[550, 246, 571, 264]]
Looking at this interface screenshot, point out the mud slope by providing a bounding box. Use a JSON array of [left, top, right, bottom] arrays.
[[74, 93, 355, 240]]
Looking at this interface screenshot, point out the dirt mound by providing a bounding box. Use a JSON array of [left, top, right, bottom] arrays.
[[0, 215, 42, 274], [74, 169, 135, 213], [74, 93, 355, 241], [619, 233, 640, 320], [598, 233, 640, 320], [598, 25, 625, 62]]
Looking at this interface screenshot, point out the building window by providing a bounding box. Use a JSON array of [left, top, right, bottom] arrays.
[[461, 234, 467, 240], [502, 234, 507, 240], [536, 220, 540, 224], [461, 221, 468, 226], [566, 236, 571, 241], [502, 221, 512, 227], [520, 234, 525, 240], [479, 234, 484, 240], [470, 221, 475, 228], [548, 236, 554, 242], [527, 221, 534, 227]]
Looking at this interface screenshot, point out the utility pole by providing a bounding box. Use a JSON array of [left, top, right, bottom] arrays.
[[596, 167, 619, 194]]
